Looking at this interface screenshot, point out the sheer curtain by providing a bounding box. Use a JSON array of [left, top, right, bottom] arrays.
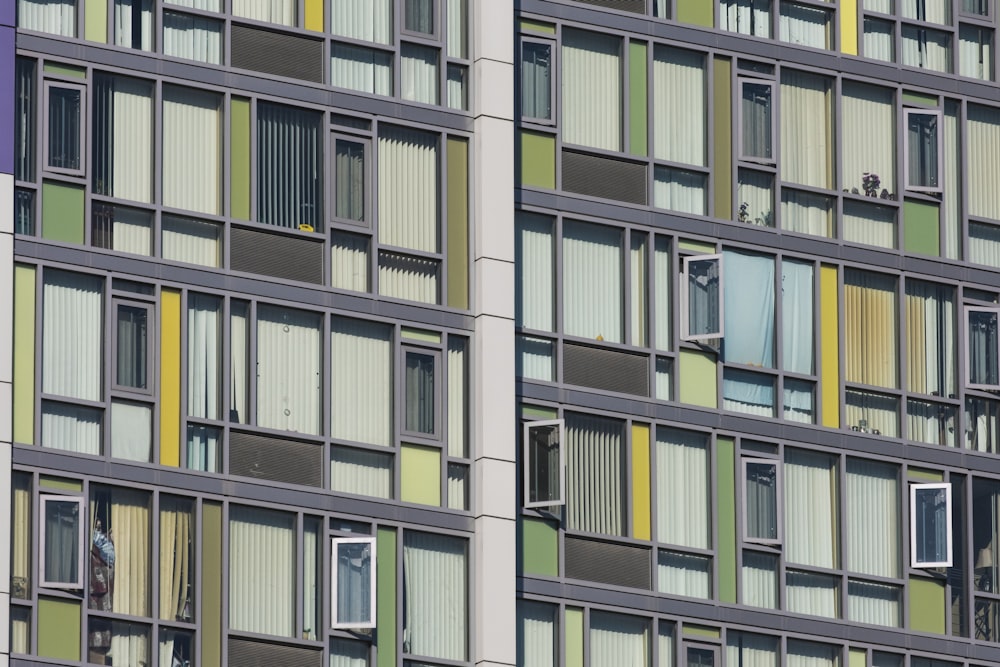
[[332, 232, 370, 292], [590, 612, 649, 667], [968, 104, 1000, 221], [516, 213, 554, 331], [331, 0, 391, 42], [785, 449, 837, 568], [229, 507, 295, 637], [845, 270, 898, 388], [779, 4, 829, 48], [967, 396, 999, 452], [232, 0, 294, 25], [653, 45, 706, 166], [722, 0, 771, 37], [727, 632, 778, 667], [378, 253, 438, 304], [41, 402, 101, 454], [522, 42, 552, 120], [163, 86, 221, 215], [960, 25, 992, 80], [563, 221, 622, 343], [43, 270, 103, 401], [331, 316, 392, 446], [256, 306, 322, 435], [257, 102, 322, 230], [905, 281, 955, 397], [332, 45, 393, 96], [787, 641, 839, 667], [723, 251, 774, 367], [842, 201, 896, 249], [163, 11, 222, 64], [566, 413, 625, 536], [782, 259, 814, 374], [781, 70, 832, 189], [518, 601, 556, 667], [447, 338, 467, 458], [653, 167, 707, 215], [742, 552, 778, 608], [863, 18, 894, 61], [402, 531, 467, 661], [110, 401, 152, 462], [654, 238, 671, 351], [379, 126, 438, 252], [114, 0, 152, 50], [188, 294, 220, 420], [658, 551, 711, 599], [841, 81, 894, 195], [846, 459, 899, 579], [18, 0, 76, 35], [93, 74, 153, 203], [656, 428, 709, 547], [562, 29, 621, 151]]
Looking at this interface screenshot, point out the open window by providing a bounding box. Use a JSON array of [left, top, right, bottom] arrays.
[[39, 495, 85, 589], [331, 536, 377, 629], [681, 254, 723, 342], [523, 419, 565, 508], [967, 306, 1000, 389], [904, 109, 943, 192], [743, 458, 781, 544], [739, 79, 775, 163], [910, 483, 953, 568]]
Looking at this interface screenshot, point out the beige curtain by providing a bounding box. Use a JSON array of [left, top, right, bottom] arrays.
[[12, 474, 30, 599], [844, 269, 898, 388], [159, 496, 193, 621], [780, 70, 832, 189], [111, 489, 151, 617]]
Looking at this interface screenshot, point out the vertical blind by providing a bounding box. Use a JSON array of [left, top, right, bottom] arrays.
[[518, 601, 556, 667], [785, 449, 837, 568], [163, 216, 222, 267], [845, 269, 898, 388], [515, 213, 554, 331], [590, 612, 650, 667], [566, 413, 625, 536], [256, 306, 322, 435], [969, 104, 1000, 221], [563, 221, 623, 343], [402, 531, 467, 661], [402, 44, 439, 105], [163, 11, 222, 64], [43, 270, 103, 401], [902, 26, 952, 72], [656, 428, 710, 548], [722, 0, 771, 37], [232, 0, 294, 25], [447, 338, 467, 458], [781, 70, 832, 189], [778, 4, 829, 48], [846, 459, 899, 578], [330, 446, 392, 499], [93, 74, 153, 203], [727, 632, 779, 667], [960, 25, 992, 80], [378, 126, 439, 252], [332, 45, 393, 96], [42, 402, 101, 454], [379, 252, 439, 304], [332, 232, 370, 292], [229, 507, 295, 637], [905, 281, 955, 397], [562, 29, 622, 151], [863, 18, 894, 61], [841, 81, 894, 195], [653, 45, 706, 166], [188, 294, 221, 420], [257, 102, 322, 230], [331, 316, 392, 446], [18, 0, 76, 35], [163, 86, 222, 215], [332, 0, 391, 43]]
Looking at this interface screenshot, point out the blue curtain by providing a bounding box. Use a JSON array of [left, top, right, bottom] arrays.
[[723, 251, 774, 366], [781, 259, 814, 374]]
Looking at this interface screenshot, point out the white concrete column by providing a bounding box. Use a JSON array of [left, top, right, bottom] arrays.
[[0, 161, 14, 667]]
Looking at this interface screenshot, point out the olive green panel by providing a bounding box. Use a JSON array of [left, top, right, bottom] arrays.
[[38, 597, 81, 661], [520, 130, 556, 190], [903, 90, 939, 106], [676, 0, 715, 27], [679, 239, 716, 253], [447, 137, 470, 309], [629, 41, 648, 157], [713, 56, 733, 219], [41, 181, 85, 244], [522, 404, 558, 420], [39, 475, 82, 491], [520, 18, 556, 34], [401, 327, 442, 343], [201, 501, 222, 667], [565, 607, 584, 667], [14, 264, 36, 445], [849, 649, 867, 667], [84, 0, 108, 43], [377, 527, 397, 663], [43, 62, 86, 78], [521, 516, 559, 577], [230, 97, 251, 221], [717, 436, 736, 604], [683, 623, 721, 638], [680, 349, 718, 408], [402, 444, 442, 506], [910, 576, 946, 634], [909, 467, 945, 482], [904, 199, 940, 256]]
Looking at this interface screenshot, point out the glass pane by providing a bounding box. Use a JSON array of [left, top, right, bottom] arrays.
[[969, 310, 999, 385], [402, 531, 468, 660], [746, 461, 778, 540], [787, 570, 839, 617], [187, 424, 221, 472], [48, 86, 81, 171], [908, 399, 957, 446], [908, 113, 940, 188], [742, 82, 772, 159], [331, 446, 393, 499], [737, 170, 774, 227], [405, 351, 436, 434], [688, 647, 715, 667], [447, 463, 468, 510], [658, 551, 711, 599], [966, 396, 1000, 453], [526, 423, 561, 505], [518, 601, 556, 667], [92, 205, 153, 256], [111, 401, 152, 462], [12, 475, 31, 598], [516, 335, 554, 382], [15, 59, 35, 182], [257, 102, 323, 230], [11, 606, 30, 654], [159, 628, 194, 667], [784, 379, 814, 423], [742, 551, 778, 608], [332, 44, 394, 96], [335, 139, 366, 222], [914, 486, 950, 564], [686, 257, 721, 338], [117, 305, 148, 389], [90, 486, 151, 616], [162, 215, 222, 267], [845, 389, 899, 437], [159, 496, 195, 621], [522, 42, 552, 120], [653, 166, 707, 215], [402, 43, 439, 105], [43, 498, 80, 585], [163, 11, 223, 64], [15, 189, 34, 235], [332, 638, 370, 667], [902, 25, 953, 73], [722, 0, 772, 37], [404, 0, 434, 34], [335, 540, 374, 626]]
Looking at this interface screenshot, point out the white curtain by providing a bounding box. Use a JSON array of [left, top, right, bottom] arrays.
[[43, 270, 102, 401], [658, 551, 711, 599], [863, 18, 894, 62], [563, 221, 622, 343], [515, 212, 554, 331], [331, 316, 392, 446], [841, 81, 894, 195], [187, 425, 219, 471], [737, 171, 773, 226], [845, 389, 899, 437], [378, 253, 438, 304], [788, 642, 839, 667], [722, 0, 771, 37], [908, 399, 956, 446], [379, 126, 438, 252], [331, 639, 370, 667], [402, 531, 467, 661], [447, 464, 467, 510], [96, 76, 153, 203], [779, 4, 829, 48], [785, 449, 837, 568], [782, 260, 813, 374], [970, 221, 1000, 268], [163, 86, 221, 215], [653, 45, 706, 166], [723, 370, 774, 416], [102, 207, 151, 256], [786, 570, 838, 618], [566, 413, 624, 536], [187, 294, 220, 420], [781, 190, 832, 237], [517, 336, 554, 382], [590, 612, 649, 667], [653, 167, 707, 215], [727, 632, 778, 667], [518, 601, 556, 667], [41, 402, 101, 454], [256, 306, 322, 435], [969, 104, 1000, 221], [655, 358, 671, 401], [447, 338, 467, 458], [846, 459, 899, 577], [402, 44, 439, 105], [848, 580, 900, 626], [331, 446, 392, 498], [658, 624, 674, 667], [162, 216, 221, 267], [905, 280, 955, 397], [110, 401, 152, 462], [18, 0, 75, 36], [842, 202, 896, 249], [230, 306, 248, 423], [723, 251, 774, 367], [562, 29, 621, 151], [229, 507, 295, 637], [332, 0, 391, 43], [332, 233, 370, 292], [902, 26, 952, 73], [166, 0, 219, 11], [656, 428, 709, 548], [742, 552, 777, 608], [114, 0, 152, 50], [961, 25, 992, 80], [163, 11, 222, 64], [781, 70, 832, 189], [447, 0, 467, 58], [332, 44, 393, 96], [901, 0, 949, 23], [232, 0, 294, 25], [654, 238, 671, 351]]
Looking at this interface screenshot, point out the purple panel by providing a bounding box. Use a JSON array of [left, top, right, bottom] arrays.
[[0, 0, 12, 28], [0, 27, 12, 175]]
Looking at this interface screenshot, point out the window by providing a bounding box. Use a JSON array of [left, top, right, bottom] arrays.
[[39, 495, 84, 588], [740, 79, 775, 162], [562, 28, 622, 151], [905, 109, 943, 192], [163, 11, 223, 64], [403, 348, 440, 437], [333, 136, 369, 225], [18, 0, 76, 36], [967, 306, 1000, 389], [591, 612, 651, 667], [114, 0, 153, 50], [566, 413, 626, 536], [521, 39, 553, 122], [681, 254, 723, 342], [402, 530, 468, 661], [403, 0, 436, 36], [257, 101, 323, 231], [910, 483, 953, 567], [722, 0, 773, 37], [233, 0, 294, 26], [255, 305, 323, 435], [744, 458, 780, 543], [162, 85, 222, 215], [44, 81, 85, 176], [778, 2, 832, 49], [523, 419, 565, 508], [114, 302, 151, 392], [331, 537, 376, 629]]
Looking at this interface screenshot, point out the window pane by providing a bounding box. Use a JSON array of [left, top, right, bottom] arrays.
[[160, 629, 194, 667], [117, 304, 148, 389], [332, 44, 393, 96], [187, 424, 221, 472], [742, 551, 778, 608], [257, 306, 322, 435], [785, 449, 837, 568], [654, 166, 707, 215], [332, 232, 370, 293], [845, 269, 898, 388], [331, 0, 391, 43], [230, 301, 249, 423], [864, 17, 894, 61], [187, 293, 221, 420], [233, 0, 294, 25], [518, 601, 556, 667], [656, 427, 710, 548], [902, 25, 952, 73], [787, 570, 839, 617], [18, 0, 76, 35], [331, 638, 370, 667], [334, 539, 374, 626], [163, 11, 223, 64], [331, 317, 393, 446], [727, 633, 778, 667], [842, 81, 895, 196], [723, 251, 774, 367], [779, 3, 830, 48], [378, 126, 439, 252], [563, 29, 622, 151], [41, 401, 102, 455], [43, 270, 103, 401], [159, 496, 195, 621], [908, 112, 940, 189], [402, 43, 439, 105], [42, 497, 81, 586], [15, 59, 35, 182], [114, 0, 153, 49], [47, 86, 81, 171], [405, 351, 436, 434], [563, 221, 623, 343], [746, 461, 778, 540], [781, 70, 832, 189], [566, 413, 625, 535], [968, 309, 999, 386], [966, 396, 1000, 452], [89, 620, 150, 665], [90, 486, 151, 616], [522, 42, 552, 120], [111, 400, 152, 461], [653, 45, 706, 166], [229, 507, 295, 636], [92, 204, 153, 256], [722, 0, 772, 37], [960, 24, 993, 80], [402, 531, 468, 660], [591, 612, 650, 667], [163, 86, 222, 215], [331, 446, 393, 499], [742, 82, 772, 160], [162, 215, 222, 267], [847, 459, 899, 577], [845, 388, 899, 437], [335, 139, 366, 222], [913, 485, 950, 565], [685, 256, 721, 339], [404, 0, 434, 34], [658, 551, 711, 599], [257, 102, 323, 230]]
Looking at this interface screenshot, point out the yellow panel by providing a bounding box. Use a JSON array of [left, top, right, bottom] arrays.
[[85, 0, 108, 43], [14, 264, 36, 445], [679, 239, 716, 253], [631, 423, 651, 541], [160, 289, 181, 467], [820, 265, 840, 428], [840, 0, 858, 55], [401, 444, 441, 506], [201, 501, 222, 667], [304, 0, 323, 31]]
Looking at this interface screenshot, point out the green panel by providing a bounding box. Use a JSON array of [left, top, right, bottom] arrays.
[[41, 181, 85, 244], [377, 527, 397, 663], [909, 467, 944, 482], [522, 404, 558, 420], [904, 199, 940, 256], [565, 607, 584, 667], [39, 475, 81, 491], [683, 623, 721, 638], [521, 517, 559, 576], [401, 327, 442, 343], [230, 97, 251, 220], [849, 649, 867, 667], [14, 264, 36, 445], [716, 436, 736, 604], [38, 597, 81, 661], [84, 0, 108, 42], [676, 0, 715, 27], [910, 576, 946, 634], [713, 56, 733, 219], [520, 130, 556, 190], [201, 501, 222, 667], [629, 41, 648, 157], [679, 350, 717, 408], [447, 137, 470, 309], [43, 62, 86, 78], [679, 239, 716, 253], [520, 18, 556, 34], [401, 444, 441, 506], [903, 90, 939, 106]]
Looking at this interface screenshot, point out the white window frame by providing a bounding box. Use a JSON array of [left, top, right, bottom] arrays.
[[42, 80, 86, 177], [523, 419, 566, 509], [737, 77, 777, 164], [903, 108, 944, 193], [910, 482, 953, 568], [38, 494, 86, 589], [742, 457, 782, 545], [330, 536, 378, 629], [680, 254, 724, 342], [965, 305, 1000, 390]]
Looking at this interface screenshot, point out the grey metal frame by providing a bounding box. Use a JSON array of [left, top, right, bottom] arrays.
[[41, 78, 87, 178], [903, 108, 944, 194], [523, 418, 567, 509]]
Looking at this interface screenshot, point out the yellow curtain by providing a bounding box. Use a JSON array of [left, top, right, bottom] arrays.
[[845, 270, 898, 388], [159, 496, 192, 621]]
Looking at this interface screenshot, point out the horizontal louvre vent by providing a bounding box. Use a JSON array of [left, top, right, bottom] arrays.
[[231, 24, 324, 83], [231, 226, 324, 284], [229, 431, 323, 487], [564, 342, 649, 397], [573, 0, 647, 12], [565, 535, 651, 590], [228, 638, 322, 667], [562, 150, 647, 205]]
